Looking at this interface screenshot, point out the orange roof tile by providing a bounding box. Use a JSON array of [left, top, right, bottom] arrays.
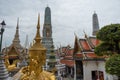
[[75, 53, 83, 58], [89, 37, 100, 47], [60, 60, 74, 67], [79, 39, 91, 51], [75, 52, 98, 58], [85, 53, 98, 58]]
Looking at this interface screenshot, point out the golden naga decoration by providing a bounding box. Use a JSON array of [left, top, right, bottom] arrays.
[[5, 54, 18, 71], [19, 14, 56, 80]]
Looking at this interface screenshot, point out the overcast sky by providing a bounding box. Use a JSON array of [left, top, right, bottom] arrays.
[[0, 0, 120, 48]]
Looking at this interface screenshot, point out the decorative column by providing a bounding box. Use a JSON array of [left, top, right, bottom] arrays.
[[74, 60, 76, 80], [0, 21, 10, 80], [0, 53, 10, 80], [56, 63, 65, 80]]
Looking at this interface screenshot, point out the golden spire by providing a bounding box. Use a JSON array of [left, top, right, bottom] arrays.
[[28, 13, 46, 74], [34, 13, 41, 43], [37, 13, 40, 28]]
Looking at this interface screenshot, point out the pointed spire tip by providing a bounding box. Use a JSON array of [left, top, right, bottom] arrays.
[[74, 32, 77, 37], [83, 30, 88, 38], [37, 13, 40, 28], [17, 17, 19, 29]]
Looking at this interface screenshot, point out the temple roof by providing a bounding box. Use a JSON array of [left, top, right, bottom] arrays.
[[57, 36, 104, 67], [89, 36, 100, 47], [3, 18, 24, 58], [79, 36, 100, 51], [56, 45, 73, 57], [60, 59, 74, 67], [75, 52, 98, 58], [79, 39, 91, 51]]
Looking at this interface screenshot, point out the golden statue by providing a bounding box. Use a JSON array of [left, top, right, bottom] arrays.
[[19, 14, 55, 80]]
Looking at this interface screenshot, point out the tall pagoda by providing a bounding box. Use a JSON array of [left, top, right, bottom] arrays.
[[92, 12, 99, 36], [42, 6, 57, 71]]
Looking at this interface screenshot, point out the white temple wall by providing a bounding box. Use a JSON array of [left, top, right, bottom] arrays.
[[83, 61, 108, 80], [98, 61, 115, 80], [83, 61, 97, 80], [98, 61, 106, 80]]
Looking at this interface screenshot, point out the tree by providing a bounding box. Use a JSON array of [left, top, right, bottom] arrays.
[[95, 24, 120, 55], [105, 54, 120, 79], [95, 24, 120, 78]]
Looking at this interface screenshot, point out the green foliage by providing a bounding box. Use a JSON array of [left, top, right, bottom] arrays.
[[95, 24, 120, 77], [97, 24, 120, 41], [105, 54, 120, 76], [95, 24, 120, 55], [95, 42, 113, 56]]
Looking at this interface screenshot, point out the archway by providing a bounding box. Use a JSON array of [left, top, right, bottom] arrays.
[[76, 60, 83, 80], [92, 70, 104, 80]]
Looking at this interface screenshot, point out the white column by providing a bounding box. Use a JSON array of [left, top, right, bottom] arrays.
[[97, 71, 100, 80], [74, 60, 76, 80], [58, 69, 60, 76]]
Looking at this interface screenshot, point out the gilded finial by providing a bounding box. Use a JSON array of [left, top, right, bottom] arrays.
[[37, 13, 40, 29]]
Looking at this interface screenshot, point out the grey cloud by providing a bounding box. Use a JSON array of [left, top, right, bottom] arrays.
[[0, 0, 120, 48]]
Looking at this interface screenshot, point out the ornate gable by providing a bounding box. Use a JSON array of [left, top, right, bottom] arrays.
[[7, 45, 20, 59]]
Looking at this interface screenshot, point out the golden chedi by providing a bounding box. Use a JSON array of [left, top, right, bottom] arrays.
[[20, 14, 55, 80]]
